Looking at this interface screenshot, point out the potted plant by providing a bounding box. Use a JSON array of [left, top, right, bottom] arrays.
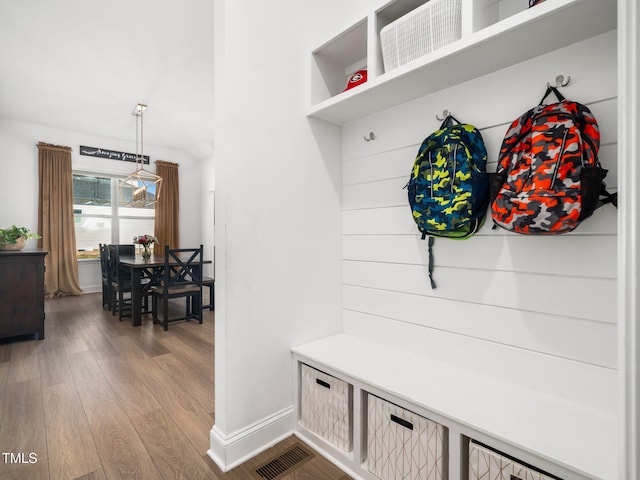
[[0, 225, 41, 251]]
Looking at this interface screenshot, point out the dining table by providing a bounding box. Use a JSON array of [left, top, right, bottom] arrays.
[[118, 254, 212, 327]]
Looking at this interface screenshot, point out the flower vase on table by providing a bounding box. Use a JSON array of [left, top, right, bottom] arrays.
[[133, 234, 158, 261]]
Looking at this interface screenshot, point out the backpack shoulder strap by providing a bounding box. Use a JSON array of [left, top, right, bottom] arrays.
[[440, 114, 460, 129], [599, 185, 618, 208], [425, 234, 436, 289], [538, 85, 566, 105]]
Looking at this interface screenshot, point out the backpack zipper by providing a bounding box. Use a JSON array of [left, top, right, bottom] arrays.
[[428, 151, 434, 197], [451, 144, 458, 193], [459, 218, 482, 238], [470, 218, 481, 235], [551, 129, 569, 188], [581, 129, 599, 167]]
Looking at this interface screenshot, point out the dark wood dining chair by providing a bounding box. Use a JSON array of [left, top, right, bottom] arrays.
[[202, 276, 215, 310], [150, 245, 203, 331], [99, 244, 111, 309], [114, 244, 135, 256], [107, 245, 131, 320], [108, 244, 148, 321]]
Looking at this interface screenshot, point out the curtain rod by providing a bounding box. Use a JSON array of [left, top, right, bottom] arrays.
[[155, 160, 180, 167], [36, 142, 72, 152]]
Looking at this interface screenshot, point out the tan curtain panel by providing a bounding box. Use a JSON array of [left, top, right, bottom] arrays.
[[37, 142, 83, 298], [154, 160, 180, 252]]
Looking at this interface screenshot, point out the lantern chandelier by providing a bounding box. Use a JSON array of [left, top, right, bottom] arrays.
[[119, 103, 162, 207]]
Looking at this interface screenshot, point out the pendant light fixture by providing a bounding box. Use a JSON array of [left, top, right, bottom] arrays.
[[119, 103, 162, 207]]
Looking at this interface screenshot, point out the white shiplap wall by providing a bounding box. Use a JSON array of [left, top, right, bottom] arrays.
[[340, 31, 618, 407]]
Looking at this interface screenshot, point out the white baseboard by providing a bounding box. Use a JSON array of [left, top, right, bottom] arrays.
[[81, 285, 101, 294], [207, 406, 296, 472], [294, 429, 369, 480]]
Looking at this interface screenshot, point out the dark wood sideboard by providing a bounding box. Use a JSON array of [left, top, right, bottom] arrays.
[[0, 249, 47, 340]]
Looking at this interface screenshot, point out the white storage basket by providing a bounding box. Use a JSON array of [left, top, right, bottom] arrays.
[[300, 364, 352, 452], [367, 394, 446, 480], [469, 441, 557, 480], [380, 0, 462, 72]]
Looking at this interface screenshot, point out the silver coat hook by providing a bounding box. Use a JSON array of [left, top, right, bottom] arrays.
[[436, 109, 450, 121], [547, 74, 571, 88], [364, 132, 376, 142]]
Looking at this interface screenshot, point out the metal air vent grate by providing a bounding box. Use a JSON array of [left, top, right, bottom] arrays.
[[254, 444, 313, 480]]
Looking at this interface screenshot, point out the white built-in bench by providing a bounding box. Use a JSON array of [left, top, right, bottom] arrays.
[[292, 333, 616, 480]]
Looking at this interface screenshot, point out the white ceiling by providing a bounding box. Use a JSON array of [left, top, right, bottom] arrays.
[[0, 0, 215, 160]]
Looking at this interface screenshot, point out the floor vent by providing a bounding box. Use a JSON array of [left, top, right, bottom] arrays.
[[255, 444, 313, 480]]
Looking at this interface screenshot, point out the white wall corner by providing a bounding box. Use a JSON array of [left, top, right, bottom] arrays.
[[207, 406, 296, 472]]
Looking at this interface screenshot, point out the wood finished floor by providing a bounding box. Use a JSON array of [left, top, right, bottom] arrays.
[[0, 293, 349, 480]]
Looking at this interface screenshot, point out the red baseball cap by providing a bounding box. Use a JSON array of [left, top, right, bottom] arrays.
[[344, 69, 367, 91]]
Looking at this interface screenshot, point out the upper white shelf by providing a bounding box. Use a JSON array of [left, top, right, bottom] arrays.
[[307, 0, 616, 125]]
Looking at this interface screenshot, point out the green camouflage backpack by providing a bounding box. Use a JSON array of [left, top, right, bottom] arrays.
[[406, 115, 489, 288]]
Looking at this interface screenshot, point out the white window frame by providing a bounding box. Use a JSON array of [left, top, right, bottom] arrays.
[[73, 170, 155, 258]]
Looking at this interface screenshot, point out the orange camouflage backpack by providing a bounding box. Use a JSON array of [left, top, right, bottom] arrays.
[[489, 86, 616, 234]]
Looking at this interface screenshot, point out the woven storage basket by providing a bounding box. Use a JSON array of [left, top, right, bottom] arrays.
[[380, 0, 462, 72], [367, 394, 446, 480], [0, 237, 27, 251], [300, 364, 352, 452], [469, 441, 557, 480]]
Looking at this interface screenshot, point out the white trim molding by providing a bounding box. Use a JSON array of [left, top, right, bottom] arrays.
[[618, 0, 639, 478], [207, 406, 296, 472]]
